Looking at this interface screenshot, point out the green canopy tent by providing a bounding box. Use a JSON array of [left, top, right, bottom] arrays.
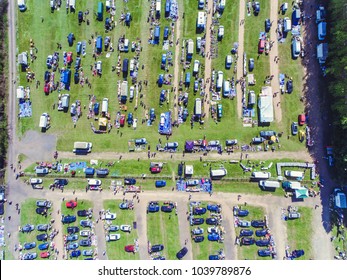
[[295, 188, 309, 199]]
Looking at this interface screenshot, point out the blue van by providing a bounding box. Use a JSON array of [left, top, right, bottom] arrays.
[[96, 36, 103, 54], [155, 180, 166, 188], [122, 59, 129, 74], [163, 27, 169, 40], [185, 72, 191, 86], [97, 2, 103, 21], [165, 0, 171, 17], [154, 26, 160, 44]]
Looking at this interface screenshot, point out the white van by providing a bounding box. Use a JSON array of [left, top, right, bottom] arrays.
[[39, 113, 50, 132], [259, 180, 280, 190], [194, 98, 202, 116], [102, 98, 109, 113], [283, 17, 292, 32], [73, 142, 93, 153], [292, 38, 301, 58], [130, 59, 135, 72], [216, 71, 223, 91], [251, 172, 271, 179], [193, 60, 200, 74], [210, 169, 227, 178], [61, 94, 70, 112], [284, 170, 304, 179]]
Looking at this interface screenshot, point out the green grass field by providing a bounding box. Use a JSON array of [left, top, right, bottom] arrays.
[[146, 201, 181, 259], [103, 200, 139, 260]]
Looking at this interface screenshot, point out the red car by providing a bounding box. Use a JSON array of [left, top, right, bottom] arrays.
[[298, 114, 306, 126], [66, 200, 77, 209], [44, 83, 50, 95], [67, 52, 73, 64], [258, 38, 265, 54], [120, 114, 125, 127], [124, 245, 135, 253], [150, 167, 161, 174], [40, 251, 50, 258]]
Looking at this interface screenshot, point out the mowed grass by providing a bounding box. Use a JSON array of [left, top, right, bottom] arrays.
[[189, 201, 224, 260], [286, 206, 313, 259], [19, 198, 54, 260], [61, 199, 94, 260], [235, 205, 270, 260], [103, 200, 139, 260], [146, 201, 181, 259]]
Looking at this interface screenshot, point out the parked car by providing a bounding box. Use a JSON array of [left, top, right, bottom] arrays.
[[193, 207, 207, 215], [291, 122, 298, 135], [61, 215, 76, 224], [54, 178, 69, 186], [124, 245, 136, 253], [30, 178, 43, 185], [207, 204, 221, 213], [66, 234, 78, 242], [67, 242, 79, 250], [241, 237, 255, 246], [36, 224, 49, 232], [193, 235, 205, 243], [191, 218, 204, 225], [251, 220, 266, 228], [155, 180, 166, 188], [288, 212, 301, 219], [21, 224, 35, 233], [70, 250, 81, 258], [298, 114, 306, 126], [265, 18, 271, 32], [80, 230, 92, 237], [38, 243, 49, 251], [120, 225, 132, 233], [253, 2, 260, 15], [238, 220, 251, 227], [40, 251, 50, 258], [23, 252, 37, 260], [256, 239, 270, 246], [66, 200, 77, 208], [292, 249, 305, 258], [176, 247, 188, 259], [108, 225, 119, 232], [36, 207, 48, 215], [234, 209, 249, 217], [286, 79, 293, 93], [255, 229, 268, 237], [191, 227, 204, 235], [79, 239, 92, 247], [77, 210, 91, 217], [36, 200, 52, 208], [240, 229, 254, 237], [258, 249, 272, 257], [209, 255, 220, 260], [105, 213, 116, 220], [119, 202, 131, 209], [208, 233, 220, 241], [24, 242, 36, 250], [106, 234, 121, 242], [161, 205, 173, 212], [67, 226, 79, 234], [82, 250, 94, 257], [36, 233, 48, 242], [80, 220, 93, 228], [124, 178, 136, 185], [151, 244, 164, 252], [148, 202, 160, 212], [249, 58, 254, 71], [206, 218, 219, 225]]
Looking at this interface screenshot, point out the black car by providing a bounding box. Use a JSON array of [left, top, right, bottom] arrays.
[[78, 11, 83, 23], [256, 239, 270, 247], [151, 244, 164, 253], [191, 218, 204, 225], [176, 247, 188, 260], [241, 237, 255, 246], [67, 226, 80, 234], [286, 80, 293, 93], [206, 218, 218, 225], [36, 207, 48, 215], [193, 235, 204, 243], [79, 239, 92, 247], [61, 215, 77, 224], [0, 202, 4, 216], [258, 249, 271, 257], [240, 229, 254, 237], [37, 224, 50, 232], [44, 71, 51, 82], [251, 220, 266, 228], [265, 18, 271, 32], [77, 210, 91, 217], [193, 207, 207, 215], [36, 233, 48, 242], [255, 229, 268, 237], [54, 179, 69, 186], [161, 205, 173, 213], [124, 178, 136, 185]]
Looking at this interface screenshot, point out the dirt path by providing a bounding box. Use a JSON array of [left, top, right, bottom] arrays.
[[236, 0, 246, 118], [203, 0, 214, 119], [173, 11, 181, 120], [269, 0, 282, 123]]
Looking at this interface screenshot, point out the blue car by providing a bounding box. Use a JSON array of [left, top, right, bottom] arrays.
[[258, 249, 271, 257], [79, 239, 92, 247], [207, 204, 221, 213], [240, 229, 254, 237], [206, 218, 218, 225], [148, 202, 160, 212], [61, 215, 76, 224], [127, 113, 133, 126], [155, 180, 166, 187], [255, 229, 268, 237], [176, 247, 188, 259], [124, 178, 136, 185], [66, 234, 79, 242], [193, 235, 204, 243], [256, 239, 270, 247], [70, 250, 81, 258], [67, 242, 79, 251], [191, 218, 204, 225], [161, 205, 173, 212], [38, 243, 49, 251], [23, 252, 37, 260], [208, 233, 220, 241], [193, 207, 207, 215], [24, 242, 36, 250], [209, 255, 220, 260], [251, 220, 266, 228], [82, 250, 94, 257]]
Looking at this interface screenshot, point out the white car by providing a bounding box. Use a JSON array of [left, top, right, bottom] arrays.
[[80, 230, 92, 237], [30, 178, 43, 185], [105, 213, 117, 220], [106, 233, 121, 242], [218, 25, 224, 38], [120, 225, 132, 233], [160, 113, 166, 127], [87, 179, 102, 186], [129, 86, 135, 100]]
